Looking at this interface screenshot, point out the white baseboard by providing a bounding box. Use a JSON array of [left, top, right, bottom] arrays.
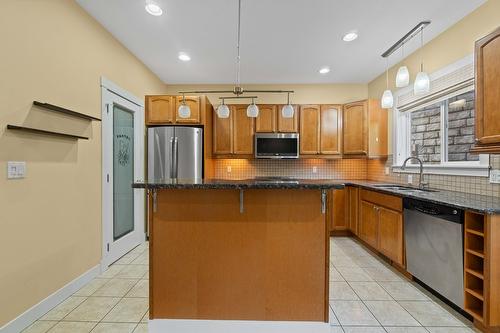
[[149, 319, 330, 333], [0, 265, 101, 333]]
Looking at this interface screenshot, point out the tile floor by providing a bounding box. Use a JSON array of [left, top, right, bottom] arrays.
[[23, 237, 480, 333]]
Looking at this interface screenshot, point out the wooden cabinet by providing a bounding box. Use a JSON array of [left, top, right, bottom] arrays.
[[472, 27, 500, 153], [347, 186, 359, 235], [146, 96, 175, 124], [299, 105, 320, 154], [359, 200, 379, 248], [232, 105, 255, 155], [175, 96, 201, 124], [378, 207, 403, 265], [358, 189, 404, 266], [330, 189, 347, 231], [255, 105, 277, 132], [320, 105, 342, 155], [213, 110, 233, 155], [343, 100, 387, 158], [277, 105, 299, 132]]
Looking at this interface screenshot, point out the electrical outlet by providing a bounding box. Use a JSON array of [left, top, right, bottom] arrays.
[[227, 166, 232, 173], [407, 174, 413, 184], [312, 166, 318, 174], [384, 167, 390, 175], [7, 161, 26, 179], [490, 170, 500, 184]]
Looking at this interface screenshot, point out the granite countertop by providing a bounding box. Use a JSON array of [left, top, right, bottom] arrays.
[[133, 178, 500, 214]]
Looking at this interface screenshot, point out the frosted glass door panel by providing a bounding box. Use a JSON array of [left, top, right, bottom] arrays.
[[113, 105, 134, 240]]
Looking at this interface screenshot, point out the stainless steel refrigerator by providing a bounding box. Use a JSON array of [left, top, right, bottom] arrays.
[[148, 126, 203, 180]]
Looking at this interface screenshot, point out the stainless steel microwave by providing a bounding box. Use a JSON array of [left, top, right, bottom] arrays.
[[254, 133, 299, 159]]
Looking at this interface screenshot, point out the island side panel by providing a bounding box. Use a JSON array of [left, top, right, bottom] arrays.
[[150, 188, 328, 322]]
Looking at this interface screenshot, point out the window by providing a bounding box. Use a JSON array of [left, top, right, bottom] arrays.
[[394, 89, 489, 176]]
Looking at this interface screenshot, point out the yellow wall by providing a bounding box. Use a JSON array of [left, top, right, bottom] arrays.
[[165, 84, 368, 106], [368, 0, 500, 153], [0, 0, 165, 326]]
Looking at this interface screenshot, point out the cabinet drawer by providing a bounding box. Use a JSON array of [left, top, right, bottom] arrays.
[[360, 189, 402, 212]]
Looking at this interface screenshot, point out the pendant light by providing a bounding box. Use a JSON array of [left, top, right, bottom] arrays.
[[381, 57, 394, 109], [246, 98, 259, 117], [178, 94, 191, 118], [217, 99, 230, 119], [414, 27, 430, 95], [395, 43, 410, 88], [281, 92, 294, 118]]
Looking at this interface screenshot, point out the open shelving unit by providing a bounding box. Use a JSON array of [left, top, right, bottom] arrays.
[[464, 211, 486, 323]]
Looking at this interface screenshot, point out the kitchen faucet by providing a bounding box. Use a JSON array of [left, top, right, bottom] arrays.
[[401, 156, 428, 189]]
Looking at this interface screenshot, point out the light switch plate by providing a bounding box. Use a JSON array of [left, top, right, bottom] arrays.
[[407, 174, 413, 184], [226, 165, 232, 173], [384, 167, 390, 175], [7, 161, 26, 179], [490, 170, 500, 184], [312, 166, 318, 173]]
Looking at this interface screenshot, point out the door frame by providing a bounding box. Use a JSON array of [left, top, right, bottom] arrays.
[[101, 77, 145, 270]]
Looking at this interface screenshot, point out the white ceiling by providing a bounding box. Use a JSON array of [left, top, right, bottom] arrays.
[[76, 0, 485, 84]]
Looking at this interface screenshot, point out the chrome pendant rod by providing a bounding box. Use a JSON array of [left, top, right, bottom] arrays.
[[218, 96, 258, 100], [381, 21, 431, 58], [178, 90, 295, 95], [244, 90, 295, 93]]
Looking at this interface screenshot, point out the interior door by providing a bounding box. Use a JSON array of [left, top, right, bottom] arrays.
[[102, 85, 145, 268]]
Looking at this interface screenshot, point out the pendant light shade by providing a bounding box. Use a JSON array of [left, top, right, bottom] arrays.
[[178, 95, 191, 118], [246, 100, 259, 117], [381, 90, 394, 109], [395, 66, 410, 88], [217, 103, 230, 118], [281, 92, 294, 118], [414, 71, 430, 95]]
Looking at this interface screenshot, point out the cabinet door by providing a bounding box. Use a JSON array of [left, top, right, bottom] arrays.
[[368, 99, 388, 158], [378, 207, 404, 266], [348, 187, 359, 235], [213, 110, 233, 154], [146, 96, 174, 124], [320, 105, 342, 155], [359, 200, 378, 249], [343, 101, 367, 155], [473, 27, 500, 151], [232, 105, 255, 155], [175, 96, 201, 124], [277, 105, 299, 132], [255, 105, 277, 133], [299, 105, 320, 154], [331, 189, 347, 231]]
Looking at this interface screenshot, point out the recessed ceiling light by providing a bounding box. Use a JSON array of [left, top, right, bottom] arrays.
[[145, 0, 163, 16], [343, 31, 358, 42], [178, 52, 191, 62], [319, 67, 330, 74]]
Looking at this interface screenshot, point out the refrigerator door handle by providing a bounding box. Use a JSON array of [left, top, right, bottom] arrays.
[[155, 132, 165, 181], [172, 137, 179, 178], [169, 137, 175, 178]]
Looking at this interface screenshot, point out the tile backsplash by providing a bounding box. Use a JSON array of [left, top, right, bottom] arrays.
[[213, 155, 500, 197]]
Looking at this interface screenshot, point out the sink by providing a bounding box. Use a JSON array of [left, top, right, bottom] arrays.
[[372, 184, 438, 193]]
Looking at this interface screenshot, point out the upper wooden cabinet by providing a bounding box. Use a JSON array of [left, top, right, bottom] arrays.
[[343, 99, 387, 158], [146, 95, 202, 125], [232, 105, 255, 155], [277, 105, 299, 132], [146, 96, 175, 124], [175, 96, 201, 124], [299, 105, 320, 154], [255, 105, 277, 133], [213, 108, 233, 155], [472, 27, 500, 153], [320, 105, 342, 155]]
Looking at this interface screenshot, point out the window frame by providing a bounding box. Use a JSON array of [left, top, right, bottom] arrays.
[[392, 57, 489, 177]]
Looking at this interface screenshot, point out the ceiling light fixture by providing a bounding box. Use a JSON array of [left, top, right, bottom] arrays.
[[343, 31, 358, 42], [178, 52, 191, 62], [381, 57, 394, 109], [281, 92, 294, 118], [178, 93, 191, 118], [414, 27, 430, 95], [319, 67, 331, 74], [395, 43, 410, 88], [177, 0, 293, 119], [145, 0, 163, 16]]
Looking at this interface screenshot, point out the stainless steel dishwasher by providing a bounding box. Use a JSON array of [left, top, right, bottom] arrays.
[[404, 198, 464, 308]]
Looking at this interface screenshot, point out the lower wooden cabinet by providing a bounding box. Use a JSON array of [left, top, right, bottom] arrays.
[[359, 200, 379, 249], [378, 207, 404, 265], [330, 189, 347, 231], [347, 186, 359, 235]]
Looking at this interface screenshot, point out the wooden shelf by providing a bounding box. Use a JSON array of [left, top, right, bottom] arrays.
[[465, 288, 485, 301], [466, 228, 485, 237], [466, 268, 485, 280], [465, 306, 484, 323], [6, 125, 89, 140], [466, 248, 485, 259], [33, 101, 101, 121]]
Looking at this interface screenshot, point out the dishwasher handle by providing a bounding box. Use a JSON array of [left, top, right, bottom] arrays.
[[414, 205, 441, 216]]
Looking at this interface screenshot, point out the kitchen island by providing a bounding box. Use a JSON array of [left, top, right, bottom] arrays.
[[133, 179, 344, 333]]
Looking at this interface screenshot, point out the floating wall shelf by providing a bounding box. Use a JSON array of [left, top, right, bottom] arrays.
[[33, 101, 101, 121], [6, 124, 89, 140]]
